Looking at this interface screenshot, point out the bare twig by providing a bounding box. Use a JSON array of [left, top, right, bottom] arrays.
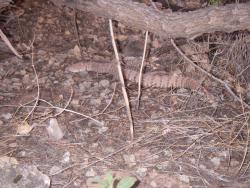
[[109, 19, 134, 140], [196, 147, 210, 186], [137, 31, 148, 109], [171, 39, 250, 109], [0, 29, 22, 58], [149, 0, 160, 11], [73, 7, 83, 57], [39, 99, 102, 125], [53, 87, 74, 117], [1, 100, 103, 126], [101, 83, 117, 113], [62, 176, 79, 188], [23, 37, 40, 122], [236, 117, 250, 175]]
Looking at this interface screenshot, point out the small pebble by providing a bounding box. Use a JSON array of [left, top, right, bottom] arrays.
[[92, 143, 98, 148], [71, 99, 79, 107], [61, 151, 71, 164], [99, 79, 110, 88], [85, 168, 97, 177], [150, 181, 157, 187], [211, 157, 221, 167], [123, 154, 136, 167], [1, 113, 12, 120], [19, 70, 27, 75], [136, 167, 148, 177], [17, 150, 27, 157], [178, 175, 190, 184], [8, 143, 17, 148]]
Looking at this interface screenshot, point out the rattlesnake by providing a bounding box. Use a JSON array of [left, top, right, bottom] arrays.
[[67, 61, 214, 101]]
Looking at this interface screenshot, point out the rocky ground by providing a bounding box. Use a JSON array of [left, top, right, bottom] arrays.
[[0, 0, 250, 187]]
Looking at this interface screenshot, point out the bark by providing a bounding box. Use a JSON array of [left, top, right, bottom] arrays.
[[0, 0, 11, 10], [51, 0, 250, 39]]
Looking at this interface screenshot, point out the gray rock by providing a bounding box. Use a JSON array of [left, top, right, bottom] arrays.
[[46, 118, 64, 141], [0, 156, 50, 188], [60, 151, 71, 164]]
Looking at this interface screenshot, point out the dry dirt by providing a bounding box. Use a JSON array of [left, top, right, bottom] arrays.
[[0, 0, 250, 187]]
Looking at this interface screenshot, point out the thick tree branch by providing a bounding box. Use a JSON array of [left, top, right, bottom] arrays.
[[51, 0, 250, 39]]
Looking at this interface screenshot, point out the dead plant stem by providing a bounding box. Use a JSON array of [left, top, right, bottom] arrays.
[[0, 29, 22, 58], [137, 30, 148, 109], [109, 19, 134, 140], [23, 37, 40, 122]]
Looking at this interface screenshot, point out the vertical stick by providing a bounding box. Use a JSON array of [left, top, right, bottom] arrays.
[[109, 19, 134, 140], [137, 30, 148, 108]]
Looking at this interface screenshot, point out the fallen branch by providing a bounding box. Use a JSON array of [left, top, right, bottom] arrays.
[[0, 0, 11, 10], [51, 0, 250, 39]]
